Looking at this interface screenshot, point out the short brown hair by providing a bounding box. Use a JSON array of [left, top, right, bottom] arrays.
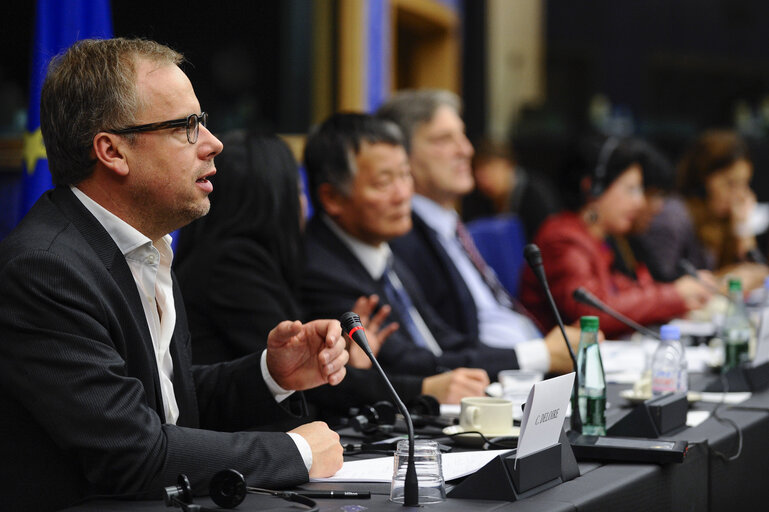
[[40, 38, 183, 186]]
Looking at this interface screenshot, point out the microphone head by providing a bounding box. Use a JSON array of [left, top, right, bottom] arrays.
[[677, 259, 698, 277], [339, 311, 362, 335], [524, 244, 542, 268], [572, 287, 605, 312], [572, 287, 591, 303]]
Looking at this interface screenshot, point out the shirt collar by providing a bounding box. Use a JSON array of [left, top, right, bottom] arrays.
[[70, 186, 174, 257], [322, 214, 391, 279], [411, 194, 458, 240]]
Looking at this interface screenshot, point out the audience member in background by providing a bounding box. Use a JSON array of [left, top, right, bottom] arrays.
[[648, 130, 768, 291], [609, 139, 685, 279], [378, 89, 579, 375], [520, 136, 712, 338], [301, 112, 528, 381], [174, 131, 488, 411], [461, 138, 560, 240]]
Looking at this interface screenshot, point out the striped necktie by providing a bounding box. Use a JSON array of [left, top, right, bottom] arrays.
[[380, 260, 443, 356], [455, 219, 543, 332]]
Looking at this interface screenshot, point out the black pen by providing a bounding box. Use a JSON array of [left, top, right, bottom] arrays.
[[294, 490, 371, 499]]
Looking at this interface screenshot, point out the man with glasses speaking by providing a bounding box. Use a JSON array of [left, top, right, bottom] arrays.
[[0, 38, 346, 511]]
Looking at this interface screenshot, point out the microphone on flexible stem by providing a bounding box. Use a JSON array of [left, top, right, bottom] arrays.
[[677, 259, 730, 299], [339, 312, 418, 507], [523, 244, 582, 434], [748, 247, 769, 266], [572, 287, 662, 341]]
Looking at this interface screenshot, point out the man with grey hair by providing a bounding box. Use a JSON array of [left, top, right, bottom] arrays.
[[379, 89, 580, 375], [0, 38, 345, 510]]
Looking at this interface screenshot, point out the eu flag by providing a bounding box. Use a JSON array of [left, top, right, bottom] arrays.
[[21, 0, 113, 216]]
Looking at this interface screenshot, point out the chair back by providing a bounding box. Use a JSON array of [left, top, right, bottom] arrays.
[[466, 214, 527, 298]]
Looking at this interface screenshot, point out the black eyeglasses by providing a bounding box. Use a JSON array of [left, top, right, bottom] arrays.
[[107, 112, 208, 144]]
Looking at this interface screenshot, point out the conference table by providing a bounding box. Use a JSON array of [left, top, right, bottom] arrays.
[[64, 369, 769, 512]]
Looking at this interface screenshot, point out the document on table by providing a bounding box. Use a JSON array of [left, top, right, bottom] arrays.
[[310, 449, 512, 483], [698, 391, 751, 404], [685, 392, 752, 427], [599, 339, 717, 384]]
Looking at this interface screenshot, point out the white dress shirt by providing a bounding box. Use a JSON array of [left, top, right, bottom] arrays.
[[71, 187, 311, 469], [411, 195, 550, 372]]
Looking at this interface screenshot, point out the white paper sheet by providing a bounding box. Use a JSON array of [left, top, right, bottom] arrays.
[[698, 392, 751, 404], [686, 410, 711, 428], [600, 339, 717, 384], [310, 449, 512, 483]]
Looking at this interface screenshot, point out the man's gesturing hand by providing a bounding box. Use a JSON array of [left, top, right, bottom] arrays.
[[266, 319, 349, 390]]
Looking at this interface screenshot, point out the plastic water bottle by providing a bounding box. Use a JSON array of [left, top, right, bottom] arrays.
[[576, 316, 606, 435], [722, 278, 752, 371], [750, 276, 769, 339], [651, 324, 687, 396]]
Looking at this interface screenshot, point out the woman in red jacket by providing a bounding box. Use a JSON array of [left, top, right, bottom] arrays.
[[520, 136, 712, 338]]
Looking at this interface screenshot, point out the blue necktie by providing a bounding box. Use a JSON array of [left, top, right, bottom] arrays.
[[380, 262, 441, 355]]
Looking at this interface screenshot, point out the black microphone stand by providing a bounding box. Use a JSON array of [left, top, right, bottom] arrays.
[[523, 245, 582, 435], [678, 259, 730, 300], [340, 313, 418, 506], [572, 287, 662, 340]]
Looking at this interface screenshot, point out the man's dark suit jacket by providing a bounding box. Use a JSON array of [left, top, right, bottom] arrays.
[[390, 212, 480, 340], [174, 235, 424, 420], [301, 216, 517, 379], [0, 188, 307, 511]]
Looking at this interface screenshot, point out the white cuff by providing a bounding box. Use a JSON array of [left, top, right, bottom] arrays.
[[260, 350, 294, 402], [513, 339, 550, 373], [287, 432, 313, 472]]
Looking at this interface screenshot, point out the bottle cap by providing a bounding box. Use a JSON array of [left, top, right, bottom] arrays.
[[660, 324, 680, 340], [728, 278, 742, 292], [580, 316, 599, 331]]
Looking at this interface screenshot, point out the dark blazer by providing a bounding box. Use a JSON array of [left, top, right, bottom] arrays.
[[390, 212, 479, 340], [175, 236, 424, 418], [301, 216, 518, 379], [0, 188, 307, 511]]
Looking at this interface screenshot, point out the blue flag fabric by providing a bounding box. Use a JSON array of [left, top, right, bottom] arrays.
[[21, 0, 113, 217]]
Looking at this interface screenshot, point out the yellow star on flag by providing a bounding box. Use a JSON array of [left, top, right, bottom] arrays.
[[23, 128, 47, 175]]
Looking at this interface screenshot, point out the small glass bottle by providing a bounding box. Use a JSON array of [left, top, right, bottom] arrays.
[[651, 324, 688, 396], [576, 316, 606, 435], [722, 278, 752, 371]]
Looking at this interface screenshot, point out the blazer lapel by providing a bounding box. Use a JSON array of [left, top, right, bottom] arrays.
[[412, 213, 480, 338], [49, 187, 166, 420], [170, 276, 200, 427]]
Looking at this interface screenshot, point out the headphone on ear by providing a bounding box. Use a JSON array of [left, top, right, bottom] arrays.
[[590, 136, 620, 198], [164, 469, 317, 511]]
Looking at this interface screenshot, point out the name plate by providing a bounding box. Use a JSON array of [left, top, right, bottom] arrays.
[[517, 372, 574, 461]]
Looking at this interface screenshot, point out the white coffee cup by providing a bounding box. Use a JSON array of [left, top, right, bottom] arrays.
[[459, 397, 514, 436]]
